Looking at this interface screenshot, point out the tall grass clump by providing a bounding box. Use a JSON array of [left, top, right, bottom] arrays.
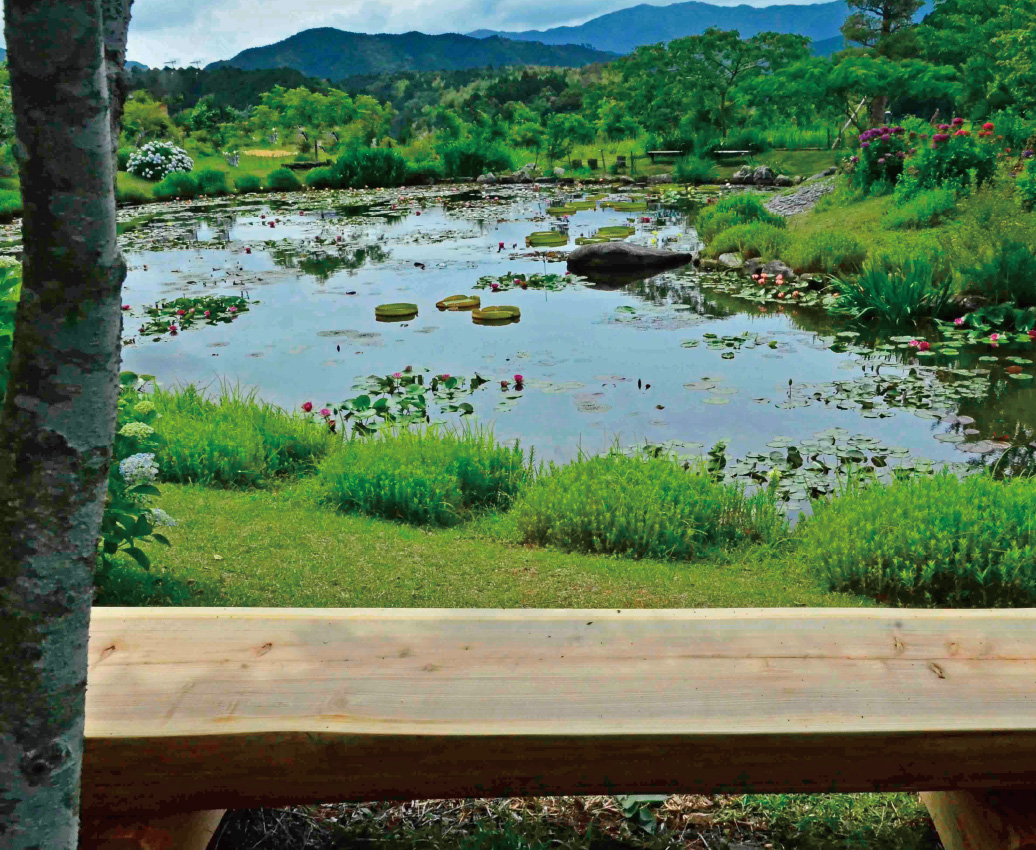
[[782, 231, 868, 274], [882, 186, 958, 230], [332, 147, 408, 188], [266, 167, 302, 192], [961, 239, 1036, 307], [234, 174, 263, 194], [706, 221, 790, 259], [798, 473, 1036, 607], [314, 427, 528, 527], [674, 155, 717, 185], [510, 452, 785, 561], [151, 384, 336, 487], [152, 171, 200, 200], [439, 140, 513, 179], [0, 188, 22, 221], [696, 193, 785, 243], [194, 168, 230, 196], [830, 257, 952, 323]]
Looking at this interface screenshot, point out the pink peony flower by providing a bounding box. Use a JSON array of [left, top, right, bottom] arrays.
[[302, 401, 313, 412], [983, 122, 995, 131], [952, 117, 964, 126]]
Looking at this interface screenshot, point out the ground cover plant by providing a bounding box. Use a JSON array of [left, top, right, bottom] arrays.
[[150, 384, 337, 487], [799, 472, 1036, 608], [312, 427, 528, 527], [696, 193, 785, 243], [509, 451, 785, 561]]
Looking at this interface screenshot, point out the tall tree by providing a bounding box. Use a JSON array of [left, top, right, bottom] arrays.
[[0, 0, 132, 845], [840, 0, 925, 121]]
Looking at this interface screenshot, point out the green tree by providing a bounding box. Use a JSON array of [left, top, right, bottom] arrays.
[[0, 0, 133, 844], [543, 114, 575, 164]]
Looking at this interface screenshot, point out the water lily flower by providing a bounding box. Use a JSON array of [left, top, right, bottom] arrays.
[[1028, 329, 1036, 340], [918, 341, 930, 351], [439, 373, 451, 380], [954, 316, 965, 326], [245, 247, 251, 254], [177, 309, 186, 316], [490, 282, 500, 291], [229, 306, 237, 313], [514, 278, 522, 285], [302, 401, 313, 412], [752, 274, 760, 280], [514, 374, 523, 384], [990, 333, 1000, 343], [204, 310, 211, 317], [319, 408, 331, 418], [121, 304, 131, 310], [908, 339, 920, 348], [168, 323, 177, 332], [500, 380, 509, 389], [393, 372, 402, 378]]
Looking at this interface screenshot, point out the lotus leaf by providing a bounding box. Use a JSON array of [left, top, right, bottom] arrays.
[[375, 302, 418, 320]]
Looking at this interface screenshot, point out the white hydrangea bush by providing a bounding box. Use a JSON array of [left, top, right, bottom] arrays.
[[126, 140, 194, 181]]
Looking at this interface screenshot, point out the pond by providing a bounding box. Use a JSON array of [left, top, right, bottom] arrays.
[[8, 183, 1032, 510]]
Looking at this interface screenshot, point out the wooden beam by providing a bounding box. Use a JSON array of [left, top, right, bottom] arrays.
[[79, 808, 225, 850], [922, 791, 1036, 850], [83, 607, 1036, 818]]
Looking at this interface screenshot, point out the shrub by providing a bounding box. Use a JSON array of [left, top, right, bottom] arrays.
[[266, 167, 302, 192], [706, 222, 790, 259], [782, 231, 868, 274], [0, 188, 22, 221], [116, 186, 151, 205], [151, 384, 337, 487], [696, 193, 785, 243], [126, 140, 193, 181], [439, 140, 513, 179], [234, 173, 263, 194], [1018, 159, 1036, 212], [882, 186, 958, 229], [961, 239, 1036, 307], [510, 452, 784, 560], [342, 148, 407, 188], [152, 171, 200, 200], [194, 168, 229, 196], [674, 155, 717, 185], [830, 257, 953, 324], [314, 428, 528, 526], [848, 125, 909, 192], [305, 166, 340, 189], [404, 161, 444, 186], [906, 130, 998, 195], [798, 473, 1036, 607], [117, 147, 134, 171]]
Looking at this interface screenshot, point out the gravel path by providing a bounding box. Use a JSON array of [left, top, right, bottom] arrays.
[[765, 177, 836, 217]]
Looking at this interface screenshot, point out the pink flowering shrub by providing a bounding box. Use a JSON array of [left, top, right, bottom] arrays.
[[849, 125, 909, 191]]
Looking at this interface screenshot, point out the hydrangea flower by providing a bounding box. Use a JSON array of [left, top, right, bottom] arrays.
[[120, 452, 159, 487], [133, 400, 156, 416], [148, 508, 178, 527], [126, 140, 194, 182], [118, 422, 155, 440]]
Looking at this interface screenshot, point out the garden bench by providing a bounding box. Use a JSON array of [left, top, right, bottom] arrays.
[[646, 150, 682, 163], [80, 607, 1036, 850]]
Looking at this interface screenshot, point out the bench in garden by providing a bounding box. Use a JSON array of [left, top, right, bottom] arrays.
[[646, 150, 683, 163], [284, 160, 333, 171], [80, 607, 1036, 850], [712, 150, 752, 159]]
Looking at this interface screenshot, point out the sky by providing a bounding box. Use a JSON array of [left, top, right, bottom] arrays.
[[0, 0, 838, 68]]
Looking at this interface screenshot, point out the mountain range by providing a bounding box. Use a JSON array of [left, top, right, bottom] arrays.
[[468, 0, 931, 54], [205, 29, 616, 80]]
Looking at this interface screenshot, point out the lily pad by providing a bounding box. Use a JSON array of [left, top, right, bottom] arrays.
[[375, 302, 418, 320]]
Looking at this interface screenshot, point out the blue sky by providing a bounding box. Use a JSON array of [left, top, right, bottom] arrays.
[[118, 0, 836, 68]]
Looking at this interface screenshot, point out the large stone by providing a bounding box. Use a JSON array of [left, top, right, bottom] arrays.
[[718, 252, 743, 269], [567, 242, 695, 275], [761, 259, 797, 281], [476, 172, 497, 185], [618, 175, 636, 185], [647, 173, 673, 184], [775, 174, 794, 187], [554, 167, 565, 178], [731, 165, 754, 185], [753, 165, 775, 185]]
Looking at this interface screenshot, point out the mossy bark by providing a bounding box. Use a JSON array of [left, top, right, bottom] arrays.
[[0, 0, 131, 845]]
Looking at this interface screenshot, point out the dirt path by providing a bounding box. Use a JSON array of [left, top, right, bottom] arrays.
[[764, 177, 836, 216]]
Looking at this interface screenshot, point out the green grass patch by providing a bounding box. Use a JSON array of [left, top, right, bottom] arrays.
[[706, 221, 790, 259], [508, 453, 786, 561], [312, 428, 528, 527], [152, 384, 337, 487], [697, 193, 785, 244], [799, 472, 1036, 607]]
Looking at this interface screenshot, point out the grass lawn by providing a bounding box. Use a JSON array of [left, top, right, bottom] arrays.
[[101, 481, 873, 610], [116, 149, 298, 201]]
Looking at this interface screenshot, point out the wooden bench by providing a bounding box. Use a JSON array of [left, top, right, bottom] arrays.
[[80, 607, 1036, 849], [647, 150, 683, 163]]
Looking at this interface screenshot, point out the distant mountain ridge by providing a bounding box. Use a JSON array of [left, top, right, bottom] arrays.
[[206, 29, 616, 80], [469, 0, 931, 55]]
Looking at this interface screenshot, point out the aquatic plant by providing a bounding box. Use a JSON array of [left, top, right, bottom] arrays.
[[375, 302, 419, 320], [829, 258, 952, 324]]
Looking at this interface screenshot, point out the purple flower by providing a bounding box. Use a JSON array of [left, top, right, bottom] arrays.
[[861, 141, 870, 149], [878, 157, 886, 164], [952, 117, 964, 126], [1024, 150, 1035, 159]]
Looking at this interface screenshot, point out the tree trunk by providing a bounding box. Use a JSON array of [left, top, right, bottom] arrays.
[[870, 94, 889, 126], [0, 0, 131, 846]]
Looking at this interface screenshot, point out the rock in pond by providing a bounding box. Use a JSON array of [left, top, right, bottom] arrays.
[[567, 242, 695, 275], [718, 252, 743, 269]]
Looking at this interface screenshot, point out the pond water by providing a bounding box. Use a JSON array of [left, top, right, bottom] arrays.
[[10, 183, 1030, 507]]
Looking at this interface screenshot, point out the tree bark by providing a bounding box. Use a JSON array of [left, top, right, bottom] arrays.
[[0, 0, 131, 846]]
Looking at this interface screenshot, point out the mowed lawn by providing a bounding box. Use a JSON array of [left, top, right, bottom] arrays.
[[101, 482, 873, 610]]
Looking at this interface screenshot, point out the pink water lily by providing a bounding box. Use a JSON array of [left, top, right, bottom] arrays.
[[1028, 329, 1036, 340], [177, 309, 186, 316], [908, 339, 920, 348], [204, 310, 211, 317], [514, 374, 524, 383], [954, 316, 965, 326], [991, 333, 1000, 342], [121, 304, 130, 310], [917, 341, 930, 351], [319, 408, 331, 418], [393, 372, 402, 378], [229, 306, 237, 313]]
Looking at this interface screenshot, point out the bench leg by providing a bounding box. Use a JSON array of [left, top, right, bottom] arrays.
[[79, 808, 226, 850], [921, 791, 1036, 850]]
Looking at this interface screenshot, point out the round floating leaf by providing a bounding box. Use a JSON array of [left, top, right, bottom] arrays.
[[526, 230, 568, 248], [436, 294, 480, 310], [375, 302, 418, 320], [472, 305, 521, 322], [596, 226, 635, 239]]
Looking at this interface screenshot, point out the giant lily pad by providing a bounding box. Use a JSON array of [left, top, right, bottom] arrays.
[[526, 231, 568, 248], [436, 294, 480, 310], [375, 302, 418, 320]]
